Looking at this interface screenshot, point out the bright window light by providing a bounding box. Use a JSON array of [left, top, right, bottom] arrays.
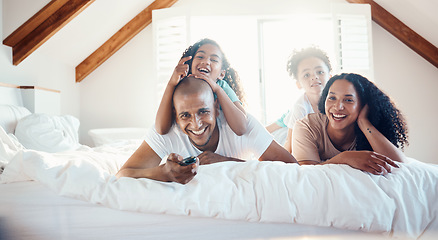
[[259, 16, 336, 124], [190, 15, 336, 125]]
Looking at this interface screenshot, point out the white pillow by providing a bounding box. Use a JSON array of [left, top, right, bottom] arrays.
[[0, 126, 25, 174], [15, 113, 81, 153], [0, 104, 31, 134]]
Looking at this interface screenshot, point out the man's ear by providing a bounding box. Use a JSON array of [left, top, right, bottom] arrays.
[[172, 107, 177, 121], [214, 99, 220, 117]]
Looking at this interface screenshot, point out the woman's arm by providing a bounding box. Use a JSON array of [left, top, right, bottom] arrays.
[[155, 56, 192, 135], [298, 150, 399, 175], [357, 105, 407, 162], [291, 118, 322, 163], [283, 128, 293, 153], [291, 114, 398, 175], [322, 151, 398, 175]]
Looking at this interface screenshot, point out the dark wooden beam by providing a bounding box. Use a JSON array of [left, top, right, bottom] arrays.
[[75, 0, 179, 83], [346, 0, 438, 69], [3, 0, 69, 47], [3, 0, 94, 66]]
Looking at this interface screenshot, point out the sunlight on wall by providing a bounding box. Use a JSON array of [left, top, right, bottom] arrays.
[[190, 15, 336, 124], [260, 16, 336, 124], [190, 16, 261, 119]]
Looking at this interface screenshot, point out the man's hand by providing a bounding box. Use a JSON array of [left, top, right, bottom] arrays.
[[197, 151, 244, 165], [163, 153, 198, 184]]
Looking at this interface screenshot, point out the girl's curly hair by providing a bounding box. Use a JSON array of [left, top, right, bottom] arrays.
[[318, 73, 408, 150], [181, 38, 246, 105]]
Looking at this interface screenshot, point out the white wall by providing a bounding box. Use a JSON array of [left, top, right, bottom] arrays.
[[371, 0, 438, 164], [2, 0, 438, 163], [371, 25, 438, 164], [1, 0, 81, 118], [78, 26, 156, 146]]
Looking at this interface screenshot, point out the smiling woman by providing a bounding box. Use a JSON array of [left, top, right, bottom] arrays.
[[292, 73, 408, 175]]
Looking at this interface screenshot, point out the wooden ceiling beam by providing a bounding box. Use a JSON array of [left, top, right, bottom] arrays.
[[346, 0, 438, 69], [3, 0, 94, 66], [75, 0, 178, 83], [3, 0, 69, 47]]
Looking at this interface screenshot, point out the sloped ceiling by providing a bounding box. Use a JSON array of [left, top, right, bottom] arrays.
[[2, 0, 438, 83], [3, 0, 95, 65], [75, 0, 178, 82], [348, 0, 438, 69], [3, 0, 157, 67]]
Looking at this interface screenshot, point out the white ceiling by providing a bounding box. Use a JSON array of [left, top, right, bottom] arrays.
[[3, 0, 154, 67], [2, 0, 437, 67], [374, 0, 438, 47]]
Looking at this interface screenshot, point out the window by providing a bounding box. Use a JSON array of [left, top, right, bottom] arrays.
[[258, 16, 336, 124], [152, 3, 373, 124]]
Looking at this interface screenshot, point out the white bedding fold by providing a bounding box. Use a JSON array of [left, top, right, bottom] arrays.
[[1, 145, 437, 239]]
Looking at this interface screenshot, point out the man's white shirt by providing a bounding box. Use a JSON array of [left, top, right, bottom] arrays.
[[145, 111, 273, 162]]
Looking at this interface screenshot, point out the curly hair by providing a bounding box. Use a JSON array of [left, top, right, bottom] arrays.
[[318, 73, 408, 150], [286, 46, 332, 80], [180, 38, 246, 105]]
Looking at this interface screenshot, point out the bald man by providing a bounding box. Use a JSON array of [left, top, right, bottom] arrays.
[[116, 76, 297, 184]]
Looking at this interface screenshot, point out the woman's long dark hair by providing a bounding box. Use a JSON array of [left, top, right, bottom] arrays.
[[318, 73, 408, 150], [180, 38, 246, 105]]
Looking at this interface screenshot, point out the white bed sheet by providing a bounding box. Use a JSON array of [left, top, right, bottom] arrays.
[[0, 181, 381, 240], [1, 134, 438, 240]]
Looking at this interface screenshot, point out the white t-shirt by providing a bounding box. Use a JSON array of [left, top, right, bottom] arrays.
[[286, 94, 314, 129], [145, 112, 273, 161]]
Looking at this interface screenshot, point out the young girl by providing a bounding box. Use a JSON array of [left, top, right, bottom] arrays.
[[279, 46, 332, 152], [292, 73, 408, 175], [155, 38, 247, 136]]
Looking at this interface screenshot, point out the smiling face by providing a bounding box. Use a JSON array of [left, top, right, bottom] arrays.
[[325, 79, 362, 133], [173, 77, 219, 152], [296, 57, 330, 96], [191, 43, 226, 81]]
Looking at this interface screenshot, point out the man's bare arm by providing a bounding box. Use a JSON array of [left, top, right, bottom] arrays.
[[259, 141, 298, 163], [198, 141, 298, 165], [116, 141, 197, 184], [197, 151, 244, 165]]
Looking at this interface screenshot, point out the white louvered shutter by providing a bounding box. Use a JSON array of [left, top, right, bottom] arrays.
[[332, 3, 374, 80], [152, 8, 189, 107]]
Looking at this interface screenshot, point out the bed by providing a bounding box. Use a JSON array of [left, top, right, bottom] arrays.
[[1, 85, 437, 240]]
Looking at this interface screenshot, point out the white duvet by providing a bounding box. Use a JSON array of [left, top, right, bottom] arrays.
[[1, 142, 437, 239]]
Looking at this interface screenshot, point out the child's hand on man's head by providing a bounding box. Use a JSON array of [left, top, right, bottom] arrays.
[[170, 56, 192, 86], [189, 73, 219, 92]]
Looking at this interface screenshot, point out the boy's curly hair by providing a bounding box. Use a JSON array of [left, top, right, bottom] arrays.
[[286, 46, 332, 80]]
